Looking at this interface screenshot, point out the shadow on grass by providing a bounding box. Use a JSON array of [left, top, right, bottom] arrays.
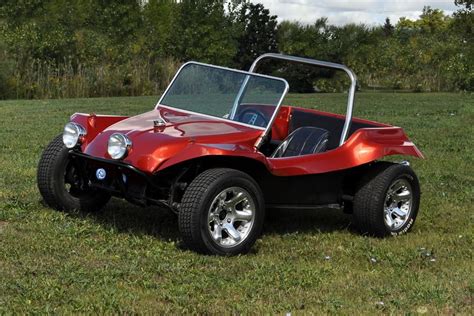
[[85, 198, 181, 242], [264, 207, 353, 235], [77, 198, 354, 243]]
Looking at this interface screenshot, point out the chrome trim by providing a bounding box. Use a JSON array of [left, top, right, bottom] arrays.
[[249, 53, 358, 146], [63, 122, 87, 149], [207, 186, 256, 248], [108, 133, 132, 160], [153, 118, 166, 127], [155, 61, 289, 149], [96, 168, 107, 180], [156, 62, 189, 107], [384, 179, 413, 230], [75, 123, 87, 138], [255, 82, 289, 148], [229, 75, 250, 120]]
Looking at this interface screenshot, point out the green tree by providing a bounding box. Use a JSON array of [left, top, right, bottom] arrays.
[[453, 0, 474, 38], [142, 0, 178, 59], [383, 18, 394, 36], [276, 19, 338, 92], [0, 0, 143, 63], [172, 0, 236, 65], [418, 6, 450, 33], [455, 0, 472, 10], [232, 2, 278, 69], [453, 0, 474, 90]]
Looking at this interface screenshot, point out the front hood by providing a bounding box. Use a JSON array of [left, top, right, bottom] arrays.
[[84, 107, 263, 172]]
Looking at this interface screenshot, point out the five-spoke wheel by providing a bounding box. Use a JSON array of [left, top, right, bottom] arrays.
[[353, 162, 420, 237], [383, 179, 413, 230], [207, 187, 256, 248], [178, 168, 264, 255]]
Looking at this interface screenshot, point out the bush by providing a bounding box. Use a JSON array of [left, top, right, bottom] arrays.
[[2, 57, 181, 100], [0, 43, 14, 99]]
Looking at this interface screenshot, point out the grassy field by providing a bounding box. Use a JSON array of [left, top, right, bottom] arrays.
[[0, 93, 472, 314]]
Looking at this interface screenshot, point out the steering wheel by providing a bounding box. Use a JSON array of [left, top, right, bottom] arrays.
[[237, 109, 269, 127]]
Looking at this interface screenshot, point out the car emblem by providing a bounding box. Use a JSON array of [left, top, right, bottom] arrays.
[[96, 168, 106, 180]]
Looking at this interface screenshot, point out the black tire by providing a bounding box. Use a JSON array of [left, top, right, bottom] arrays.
[[37, 134, 110, 212], [352, 162, 420, 237], [178, 168, 265, 255]]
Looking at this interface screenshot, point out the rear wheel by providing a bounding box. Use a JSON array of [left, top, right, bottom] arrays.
[[178, 168, 265, 255], [37, 134, 110, 212], [352, 162, 420, 237]]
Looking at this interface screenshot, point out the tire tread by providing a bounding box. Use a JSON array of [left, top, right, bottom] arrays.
[[37, 134, 110, 212], [37, 135, 65, 210], [179, 168, 263, 255], [353, 162, 420, 237]]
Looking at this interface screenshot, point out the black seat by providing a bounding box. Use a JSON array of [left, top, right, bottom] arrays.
[[271, 127, 329, 158]]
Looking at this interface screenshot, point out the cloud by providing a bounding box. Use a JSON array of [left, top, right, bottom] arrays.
[[251, 0, 459, 25]]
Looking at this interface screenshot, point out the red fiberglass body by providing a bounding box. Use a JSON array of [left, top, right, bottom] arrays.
[[70, 104, 423, 177], [38, 54, 426, 254]]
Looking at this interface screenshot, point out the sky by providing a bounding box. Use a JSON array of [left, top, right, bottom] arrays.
[[250, 0, 459, 26]]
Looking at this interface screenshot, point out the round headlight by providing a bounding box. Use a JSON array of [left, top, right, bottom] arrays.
[[63, 122, 86, 149], [108, 133, 132, 160]]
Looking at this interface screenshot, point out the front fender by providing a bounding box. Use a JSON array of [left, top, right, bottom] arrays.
[[69, 113, 129, 148], [155, 143, 268, 173]]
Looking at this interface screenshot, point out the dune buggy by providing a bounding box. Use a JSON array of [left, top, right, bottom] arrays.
[[38, 54, 423, 255]]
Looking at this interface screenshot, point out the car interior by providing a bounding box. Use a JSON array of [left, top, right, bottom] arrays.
[[235, 104, 382, 158]]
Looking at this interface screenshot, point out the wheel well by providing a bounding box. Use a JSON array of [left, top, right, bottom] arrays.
[[154, 158, 396, 210], [158, 156, 268, 181], [199, 156, 267, 177], [341, 161, 396, 197], [152, 156, 270, 207]]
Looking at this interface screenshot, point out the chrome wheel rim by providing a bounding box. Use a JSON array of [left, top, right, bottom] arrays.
[[207, 187, 256, 248], [384, 179, 413, 230]]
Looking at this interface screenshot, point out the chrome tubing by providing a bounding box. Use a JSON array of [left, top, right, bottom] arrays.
[[249, 53, 358, 146]]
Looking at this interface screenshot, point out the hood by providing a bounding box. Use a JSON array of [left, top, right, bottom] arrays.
[[84, 107, 263, 172]]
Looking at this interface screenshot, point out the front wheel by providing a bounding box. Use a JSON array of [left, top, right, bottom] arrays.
[[178, 168, 265, 255], [37, 134, 110, 212], [353, 162, 420, 237]]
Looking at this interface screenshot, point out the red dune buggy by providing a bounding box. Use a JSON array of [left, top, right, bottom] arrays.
[[38, 54, 423, 255]]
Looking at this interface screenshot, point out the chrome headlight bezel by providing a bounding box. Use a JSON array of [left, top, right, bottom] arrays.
[[107, 133, 132, 160], [63, 122, 86, 149]]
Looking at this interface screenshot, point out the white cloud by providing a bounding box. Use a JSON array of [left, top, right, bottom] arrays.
[[250, 0, 459, 25]]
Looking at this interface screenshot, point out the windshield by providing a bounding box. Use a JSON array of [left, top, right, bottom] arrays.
[[158, 62, 288, 129]]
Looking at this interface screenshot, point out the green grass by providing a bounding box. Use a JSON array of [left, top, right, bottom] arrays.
[[0, 93, 473, 314]]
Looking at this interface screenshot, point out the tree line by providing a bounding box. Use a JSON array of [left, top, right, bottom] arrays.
[[0, 0, 472, 99]]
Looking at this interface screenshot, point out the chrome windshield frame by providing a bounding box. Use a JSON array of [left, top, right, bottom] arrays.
[[248, 53, 358, 147], [155, 61, 289, 149]]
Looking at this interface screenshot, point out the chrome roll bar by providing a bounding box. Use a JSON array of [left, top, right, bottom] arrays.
[[249, 53, 358, 147]]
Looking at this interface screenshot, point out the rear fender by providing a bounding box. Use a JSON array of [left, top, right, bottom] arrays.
[[267, 127, 424, 176]]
